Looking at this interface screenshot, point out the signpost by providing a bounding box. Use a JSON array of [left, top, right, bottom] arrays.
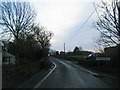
[[96, 57, 110, 61], [96, 57, 111, 70]]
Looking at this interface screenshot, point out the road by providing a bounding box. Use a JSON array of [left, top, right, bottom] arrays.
[[35, 57, 112, 88]]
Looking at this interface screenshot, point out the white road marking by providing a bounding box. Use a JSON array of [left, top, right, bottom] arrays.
[[18, 69, 45, 88], [34, 62, 57, 88], [56, 58, 99, 76], [34, 57, 99, 88], [75, 64, 99, 75]]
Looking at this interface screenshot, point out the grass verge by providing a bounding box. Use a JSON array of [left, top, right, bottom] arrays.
[[2, 58, 52, 88]]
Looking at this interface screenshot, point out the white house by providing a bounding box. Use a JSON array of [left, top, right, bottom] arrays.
[[0, 40, 3, 89], [2, 51, 16, 64], [0, 40, 15, 65]]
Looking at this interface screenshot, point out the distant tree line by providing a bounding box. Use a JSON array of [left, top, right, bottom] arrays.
[[54, 46, 91, 56], [0, 1, 53, 63]]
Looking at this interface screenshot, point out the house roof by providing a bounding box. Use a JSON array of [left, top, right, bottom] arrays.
[[0, 40, 4, 46], [2, 50, 15, 58]]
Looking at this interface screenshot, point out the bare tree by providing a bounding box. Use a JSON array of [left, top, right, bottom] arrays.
[[0, 1, 36, 40], [93, 37, 105, 53], [93, 0, 120, 47], [32, 24, 53, 56]]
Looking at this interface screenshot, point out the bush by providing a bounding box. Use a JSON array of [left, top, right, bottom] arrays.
[[2, 58, 52, 88], [78, 60, 98, 67], [104, 45, 120, 67]]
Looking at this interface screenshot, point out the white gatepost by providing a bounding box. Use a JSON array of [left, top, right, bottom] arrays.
[[0, 40, 4, 89]]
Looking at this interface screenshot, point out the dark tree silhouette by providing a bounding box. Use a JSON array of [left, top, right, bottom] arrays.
[[73, 46, 82, 52], [73, 47, 80, 52], [32, 24, 53, 56]]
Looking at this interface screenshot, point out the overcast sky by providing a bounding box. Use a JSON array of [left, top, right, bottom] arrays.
[[0, 0, 110, 52], [30, 0, 103, 52]]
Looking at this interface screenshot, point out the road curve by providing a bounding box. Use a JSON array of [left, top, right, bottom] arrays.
[[36, 57, 112, 88]]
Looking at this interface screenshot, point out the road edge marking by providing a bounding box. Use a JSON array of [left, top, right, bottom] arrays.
[[34, 62, 57, 88], [18, 69, 47, 88], [56, 57, 99, 76], [73, 64, 99, 76]]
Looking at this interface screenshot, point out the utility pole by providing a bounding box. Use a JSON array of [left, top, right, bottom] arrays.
[[64, 42, 65, 55]]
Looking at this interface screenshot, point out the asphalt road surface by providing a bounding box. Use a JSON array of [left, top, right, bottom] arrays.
[[36, 57, 112, 88]]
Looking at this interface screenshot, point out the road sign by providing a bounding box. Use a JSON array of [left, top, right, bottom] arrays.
[[96, 57, 110, 61]]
